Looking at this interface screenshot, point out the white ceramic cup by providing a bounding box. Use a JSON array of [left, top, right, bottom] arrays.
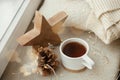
[[60, 38, 94, 71]]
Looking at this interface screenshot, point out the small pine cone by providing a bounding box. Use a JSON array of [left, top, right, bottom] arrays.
[[37, 47, 59, 76]]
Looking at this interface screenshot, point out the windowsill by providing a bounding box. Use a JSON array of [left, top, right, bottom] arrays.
[[0, 0, 41, 77]]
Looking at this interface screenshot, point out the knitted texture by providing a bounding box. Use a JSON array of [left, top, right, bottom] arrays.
[[86, 11, 120, 44], [86, 0, 120, 44], [40, 0, 120, 44], [87, 0, 120, 18], [101, 10, 120, 30]]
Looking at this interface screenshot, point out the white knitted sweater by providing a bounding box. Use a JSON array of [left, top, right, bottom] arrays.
[[40, 0, 120, 44], [86, 0, 120, 44]]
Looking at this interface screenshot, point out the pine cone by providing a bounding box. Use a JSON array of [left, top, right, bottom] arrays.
[[37, 47, 59, 76], [32, 43, 55, 56]]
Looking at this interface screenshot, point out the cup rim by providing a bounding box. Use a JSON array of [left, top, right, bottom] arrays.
[[60, 38, 89, 59]]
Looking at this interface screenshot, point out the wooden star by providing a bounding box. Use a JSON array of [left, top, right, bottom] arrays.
[[17, 11, 67, 47]]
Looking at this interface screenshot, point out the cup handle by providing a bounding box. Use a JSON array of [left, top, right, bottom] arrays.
[[82, 55, 95, 69]]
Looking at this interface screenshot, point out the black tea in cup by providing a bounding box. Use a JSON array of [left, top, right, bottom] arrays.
[[62, 42, 86, 58]]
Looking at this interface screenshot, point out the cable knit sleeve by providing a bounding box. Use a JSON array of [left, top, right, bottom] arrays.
[[87, 0, 120, 18], [87, 0, 120, 30]]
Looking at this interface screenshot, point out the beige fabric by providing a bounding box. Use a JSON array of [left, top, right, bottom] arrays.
[[86, 12, 120, 44], [87, 0, 120, 19], [39, 0, 120, 44], [100, 10, 120, 30], [87, 0, 120, 30], [87, 0, 120, 44], [40, 0, 91, 30]]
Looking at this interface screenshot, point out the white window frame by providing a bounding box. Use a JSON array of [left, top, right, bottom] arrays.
[[0, 0, 41, 77], [0, 0, 24, 40]]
